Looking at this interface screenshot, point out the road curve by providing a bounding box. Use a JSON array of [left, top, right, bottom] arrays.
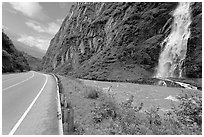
[[2, 71, 59, 135]]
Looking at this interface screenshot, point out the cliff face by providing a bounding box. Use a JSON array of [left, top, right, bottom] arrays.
[[185, 2, 202, 78], [42, 2, 202, 80], [2, 31, 30, 73]]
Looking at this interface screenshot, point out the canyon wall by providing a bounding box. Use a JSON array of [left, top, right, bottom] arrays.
[[42, 2, 202, 80]]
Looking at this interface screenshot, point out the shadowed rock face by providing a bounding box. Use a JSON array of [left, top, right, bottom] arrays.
[[185, 2, 202, 78], [42, 2, 201, 80], [2, 31, 30, 73]]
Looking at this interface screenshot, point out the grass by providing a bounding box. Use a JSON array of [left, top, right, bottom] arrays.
[[58, 75, 202, 135], [90, 91, 202, 135]]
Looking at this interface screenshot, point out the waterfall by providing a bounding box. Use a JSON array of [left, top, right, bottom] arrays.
[[156, 2, 192, 78]]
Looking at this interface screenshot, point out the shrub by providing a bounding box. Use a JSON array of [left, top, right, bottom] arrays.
[[171, 92, 202, 133], [91, 91, 202, 135], [84, 86, 101, 99], [92, 93, 118, 123]]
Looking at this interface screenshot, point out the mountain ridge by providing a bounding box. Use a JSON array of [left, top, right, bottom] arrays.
[[42, 2, 202, 80], [15, 42, 45, 59], [2, 31, 42, 72], [2, 31, 30, 72], [3, 30, 45, 59]]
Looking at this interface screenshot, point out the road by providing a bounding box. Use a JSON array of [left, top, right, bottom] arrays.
[[2, 71, 60, 135]]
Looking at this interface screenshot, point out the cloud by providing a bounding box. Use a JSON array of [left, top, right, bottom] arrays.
[[17, 34, 50, 51], [57, 18, 63, 24], [59, 3, 67, 8], [2, 25, 9, 31], [47, 22, 61, 35], [25, 20, 61, 35], [8, 2, 48, 20], [25, 21, 44, 33]]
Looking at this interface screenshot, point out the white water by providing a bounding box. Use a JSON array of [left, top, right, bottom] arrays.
[[156, 2, 192, 78]]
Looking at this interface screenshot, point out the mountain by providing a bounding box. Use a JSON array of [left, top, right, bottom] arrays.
[[42, 2, 202, 80], [2, 31, 30, 72], [3, 30, 45, 59], [15, 42, 45, 59], [2, 31, 42, 72], [22, 52, 42, 71]]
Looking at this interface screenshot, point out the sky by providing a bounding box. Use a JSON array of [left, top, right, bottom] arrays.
[[2, 2, 73, 53]]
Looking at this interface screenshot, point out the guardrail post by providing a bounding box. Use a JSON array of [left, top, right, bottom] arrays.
[[60, 93, 65, 106], [68, 107, 74, 134], [63, 101, 74, 134]]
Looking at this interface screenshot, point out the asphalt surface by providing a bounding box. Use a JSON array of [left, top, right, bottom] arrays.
[[2, 71, 59, 135]]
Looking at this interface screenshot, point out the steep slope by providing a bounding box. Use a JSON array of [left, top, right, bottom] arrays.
[[185, 2, 202, 78], [22, 52, 42, 71], [42, 2, 201, 80], [2, 31, 30, 73], [3, 30, 45, 59]]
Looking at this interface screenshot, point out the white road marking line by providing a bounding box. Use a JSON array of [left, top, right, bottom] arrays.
[[2, 72, 34, 91], [3, 73, 29, 82], [8, 74, 48, 135]]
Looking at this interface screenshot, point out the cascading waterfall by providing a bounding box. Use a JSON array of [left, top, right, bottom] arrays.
[[156, 2, 192, 78]]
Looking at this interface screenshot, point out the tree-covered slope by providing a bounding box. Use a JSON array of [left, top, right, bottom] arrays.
[[2, 31, 30, 73]]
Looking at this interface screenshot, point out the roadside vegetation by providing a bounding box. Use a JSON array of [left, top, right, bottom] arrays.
[[89, 92, 202, 135], [58, 75, 202, 135]]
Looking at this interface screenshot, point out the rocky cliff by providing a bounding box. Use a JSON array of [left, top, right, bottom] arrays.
[[2, 31, 30, 73], [42, 2, 202, 80]]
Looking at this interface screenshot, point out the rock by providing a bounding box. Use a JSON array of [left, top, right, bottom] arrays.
[[42, 2, 201, 80], [184, 2, 202, 78]]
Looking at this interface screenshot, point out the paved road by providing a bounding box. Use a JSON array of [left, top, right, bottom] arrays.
[[2, 71, 59, 135]]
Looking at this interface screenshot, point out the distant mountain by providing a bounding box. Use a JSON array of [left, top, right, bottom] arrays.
[[15, 42, 45, 59], [22, 52, 42, 71], [42, 2, 201, 79], [2, 31, 42, 72], [3, 30, 45, 59], [2, 31, 30, 72]]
